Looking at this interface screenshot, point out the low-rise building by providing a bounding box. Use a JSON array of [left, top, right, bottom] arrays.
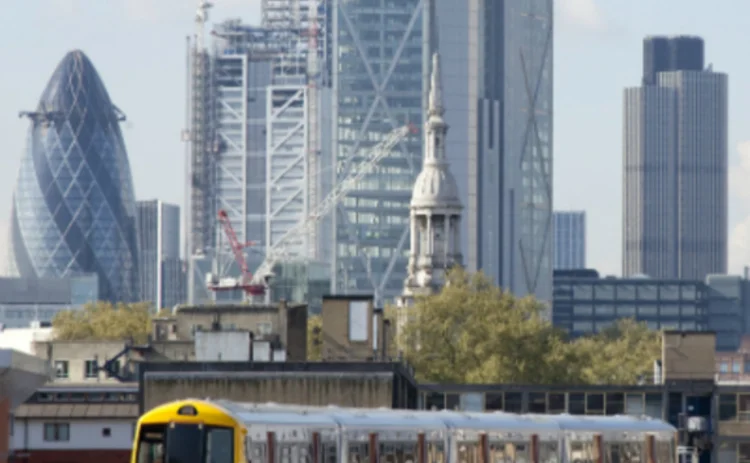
[[28, 301, 307, 383], [553, 269, 749, 350], [10, 383, 138, 463]]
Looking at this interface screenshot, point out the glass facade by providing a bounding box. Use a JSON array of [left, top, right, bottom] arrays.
[[137, 200, 184, 310], [331, 0, 425, 303], [8, 50, 140, 303], [553, 211, 586, 270], [553, 272, 708, 337]]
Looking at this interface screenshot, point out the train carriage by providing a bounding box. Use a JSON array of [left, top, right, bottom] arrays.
[[132, 399, 678, 463]]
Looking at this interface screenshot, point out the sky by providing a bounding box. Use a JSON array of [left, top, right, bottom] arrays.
[[0, 0, 748, 278]]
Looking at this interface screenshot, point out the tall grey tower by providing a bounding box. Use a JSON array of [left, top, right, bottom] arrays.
[[400, 53, 462, 306], [428, 0, 553, 303], [623, 36, 728, 279]]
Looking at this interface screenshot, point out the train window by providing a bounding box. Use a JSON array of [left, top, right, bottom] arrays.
[[205, 428, 233, 463], [136, 425, 166, 463]]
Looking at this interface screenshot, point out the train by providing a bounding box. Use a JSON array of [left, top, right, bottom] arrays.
[[132, 398, 678, 463]]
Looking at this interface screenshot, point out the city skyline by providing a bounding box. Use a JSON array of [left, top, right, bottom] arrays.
[[0, 1, 748, 280]]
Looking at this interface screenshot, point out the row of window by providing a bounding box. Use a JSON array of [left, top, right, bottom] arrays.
[[53, 359, 121, 379], [421, 391, 664, 418], [41, 423, 119, 442], [718, 394, 750, 421], [555, 283, 701, 300], [34, 390, 137, 403], [718, 360, 750, 375]]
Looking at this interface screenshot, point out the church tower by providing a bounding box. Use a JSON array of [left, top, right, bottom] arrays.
[[398, 52, 463, 306]]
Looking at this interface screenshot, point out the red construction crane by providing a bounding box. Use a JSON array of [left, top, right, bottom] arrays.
[[212, 209, 265, 296]]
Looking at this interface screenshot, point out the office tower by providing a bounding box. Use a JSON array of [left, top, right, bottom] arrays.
[[554, 212, 586, 270], [623, 36, 728, 279], [430, 0, 554, 303], [186, 12, 331, 303], [643, 36, 705, 85], [137, 200, 184, 310], [8, 50, 140, 303], [329, 0, 425, 305]]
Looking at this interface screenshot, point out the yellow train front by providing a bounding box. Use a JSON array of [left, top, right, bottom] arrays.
[[132, 400, 245, 463], [133, 398, 679, 463]]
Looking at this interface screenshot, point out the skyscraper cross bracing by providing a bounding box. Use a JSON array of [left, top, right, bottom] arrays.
[[8, 50, 140, 303]]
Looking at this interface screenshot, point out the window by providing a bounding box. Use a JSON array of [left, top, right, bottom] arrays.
[[586, 393, 605, 415], [720, 362, 729, 373], [54, 360, 69, 379], [43, 423, 70, 441], [734, 361, 742, 374], [84, 360, 98, 378], [528, 393, 546, 413], [485, 393, 503, 411], [548, 393, 565, 413], [502, 393, 521, 413], [744, 361, 750, 374], [569, 393, 585, 415], [102, 427, 111, 437], [719, 394, 737, 421]]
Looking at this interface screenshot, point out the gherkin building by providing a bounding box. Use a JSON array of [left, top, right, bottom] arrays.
[[8, 50, 140, 302]]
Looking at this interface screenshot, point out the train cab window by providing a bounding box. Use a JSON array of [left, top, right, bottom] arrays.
[[205, 428, 233, 463], [137, 425, 166, 463]]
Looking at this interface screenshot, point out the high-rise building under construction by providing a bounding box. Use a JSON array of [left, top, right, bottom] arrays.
[[185, 1, 332, 304]]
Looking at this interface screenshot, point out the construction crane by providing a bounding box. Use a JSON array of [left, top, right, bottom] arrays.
[[252, 124, 417, 300], [206, 124, 415, 300], [208, 210, 263, 295]]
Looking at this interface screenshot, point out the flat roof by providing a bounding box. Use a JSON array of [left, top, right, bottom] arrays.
[[0, 349, 54, 408]]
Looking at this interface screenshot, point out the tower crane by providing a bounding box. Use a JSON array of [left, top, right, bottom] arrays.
[[251, 124, 417, 298], [206, 124, 417, 299]]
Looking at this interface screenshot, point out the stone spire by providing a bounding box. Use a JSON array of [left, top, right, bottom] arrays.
[[398, 52, 463, 305]]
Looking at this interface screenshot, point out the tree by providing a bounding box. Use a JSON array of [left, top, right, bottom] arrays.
[[397, 267, 661, 385], [307, 314, 323, 361], [52, 301, 153, 343], [573, 318, 661, 384]]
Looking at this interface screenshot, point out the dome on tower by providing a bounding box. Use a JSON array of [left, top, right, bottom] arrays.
[[411, 166, 461, 209], [410, 52, 462, 210]]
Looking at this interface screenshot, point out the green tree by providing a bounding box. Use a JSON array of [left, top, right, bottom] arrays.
[[52, 301, 153, 343], [573, 318, 661, 384], [307, 314, 323, 361], [397, 267, 661, 385]]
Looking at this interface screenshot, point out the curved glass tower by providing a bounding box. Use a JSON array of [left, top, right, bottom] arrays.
[[8, 50, 140, 302]]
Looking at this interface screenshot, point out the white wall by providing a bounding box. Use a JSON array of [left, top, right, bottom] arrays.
[[11, 419, 134, 450]]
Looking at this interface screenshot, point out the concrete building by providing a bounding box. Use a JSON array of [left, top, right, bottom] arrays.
[[0, 275, 98, 329], [136, 200, 183, 310], [27, 301, 307, 384], [0, 350, 54, 463], [430, 0, 554, 304], [11, 383, 137, 463], [623, 36, 728, 280], [399, 52, 462, 306], [187, 19, 331, 306], [553, 211, 586, 270], [553, 269, 749, 351]]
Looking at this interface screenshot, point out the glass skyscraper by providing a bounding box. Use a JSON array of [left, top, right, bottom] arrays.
[[330, 0, 425, 304], [553, 211, 586, 270], [432, 0, 554, 304], [137, 200, 184, 310], [8, 50, 140, 303], [623, 37, 728, 280]]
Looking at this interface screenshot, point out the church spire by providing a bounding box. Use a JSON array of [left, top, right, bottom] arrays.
[[424, 52, 447, 167], [428, 52, 444, 118]]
